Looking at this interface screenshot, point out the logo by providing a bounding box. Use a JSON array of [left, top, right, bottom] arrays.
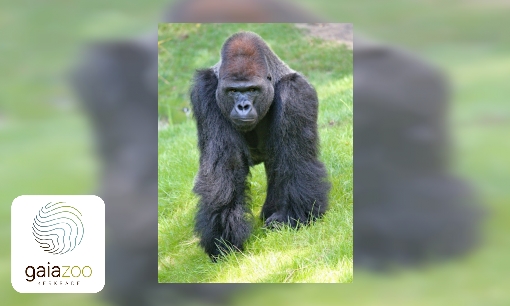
[[32, 202, 84, 255], [11, 195, 104, 293]]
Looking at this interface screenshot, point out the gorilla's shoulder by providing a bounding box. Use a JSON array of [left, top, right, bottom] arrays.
[[277, 73, 314, 89], [193, 68, 218, 84], [275, 73, 317, 103], [278, 73, 299, 83], [191, 68, 218, 97]]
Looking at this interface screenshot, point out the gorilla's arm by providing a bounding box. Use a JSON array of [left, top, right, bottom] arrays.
[[190, 68, 253, 258], [263, 73, 330, 226]]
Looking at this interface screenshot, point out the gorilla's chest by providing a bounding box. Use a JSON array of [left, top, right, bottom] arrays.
[[243, 116, 270, 165]]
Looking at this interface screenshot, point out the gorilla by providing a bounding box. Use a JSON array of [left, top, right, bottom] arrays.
[[190, 31, 331, 259]]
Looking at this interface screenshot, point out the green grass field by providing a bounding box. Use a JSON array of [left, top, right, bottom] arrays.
[[157, 23, 353, 283]]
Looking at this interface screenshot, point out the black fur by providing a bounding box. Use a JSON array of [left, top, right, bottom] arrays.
[[190, 32, 330, 259]]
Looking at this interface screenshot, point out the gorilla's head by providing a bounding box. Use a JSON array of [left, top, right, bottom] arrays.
[[216, 32, 275, 131]]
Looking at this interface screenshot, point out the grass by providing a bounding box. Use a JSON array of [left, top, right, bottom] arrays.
[[157, 23, 353, 283]]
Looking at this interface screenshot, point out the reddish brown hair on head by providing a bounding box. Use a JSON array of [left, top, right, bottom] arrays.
[[219, 33, 268, 81]]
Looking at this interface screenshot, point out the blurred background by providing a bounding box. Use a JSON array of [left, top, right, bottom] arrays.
[[1, 0, 509, 305]]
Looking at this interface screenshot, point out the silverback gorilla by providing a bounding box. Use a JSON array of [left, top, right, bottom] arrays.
[[190, 31, 330, 259]]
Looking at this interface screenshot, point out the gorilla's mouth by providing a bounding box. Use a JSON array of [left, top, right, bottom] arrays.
[[233, 118, 256, 124], [232, 118, 257, 130]]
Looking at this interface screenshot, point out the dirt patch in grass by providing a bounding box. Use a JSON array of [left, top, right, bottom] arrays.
[[295, 23, 353, 49]]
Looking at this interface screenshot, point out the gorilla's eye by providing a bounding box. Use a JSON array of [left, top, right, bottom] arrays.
[[249, 88, 256, 92], [227, 89, 236, 93]]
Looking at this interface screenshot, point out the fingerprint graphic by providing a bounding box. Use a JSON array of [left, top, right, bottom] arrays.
[[32, 202, 84, 254]]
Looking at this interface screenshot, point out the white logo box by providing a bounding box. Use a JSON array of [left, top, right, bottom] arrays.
[[11, 195, 105, 293]]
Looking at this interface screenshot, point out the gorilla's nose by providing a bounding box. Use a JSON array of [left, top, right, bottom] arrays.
[[236, 100, 252, 116]]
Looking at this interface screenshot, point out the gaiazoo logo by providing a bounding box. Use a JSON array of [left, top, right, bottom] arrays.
[[32, 202, 84, 254], [12, 195, 104, 292]]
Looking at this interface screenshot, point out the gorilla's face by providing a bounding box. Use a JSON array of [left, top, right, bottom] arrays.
[[215, 34, 275, 132], [217, 75, 274, 132]]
